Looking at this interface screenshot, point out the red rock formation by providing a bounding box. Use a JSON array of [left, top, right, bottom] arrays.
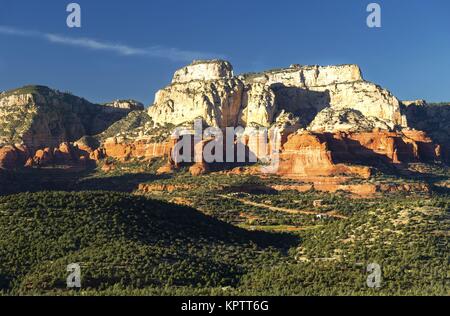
[[224, 166, 260, 175], [277, 131, 372, 178], [402, 130, 440, 161], [32, 148, 53, 166], [277, 132, 334, 176], [189, 162, 208, 176], [89, 148, 105, 161], [103, 139, 172, 162], [101, 161, 116, 172], [276, 129, 441, 179], [270, 181, 430, 196], [0, 124, 444, 182], [53, 143, 74, 163], [326, 129, 440, 164], [0, 141, 96, 168], [156, 163, 175, 175]]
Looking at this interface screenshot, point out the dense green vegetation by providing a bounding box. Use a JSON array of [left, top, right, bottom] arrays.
[[0, 164, 448, 295], [0, 153, 448, 296], [0, 191, 293, 295], [1, 85, 53, 98], [95, 111, 153, 142]]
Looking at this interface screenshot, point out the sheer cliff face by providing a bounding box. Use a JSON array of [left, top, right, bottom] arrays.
[[0, 86, 132, 149], [148, 60, 243, 128], [149, 78, 245, 128], [148, 60, 407, 131]]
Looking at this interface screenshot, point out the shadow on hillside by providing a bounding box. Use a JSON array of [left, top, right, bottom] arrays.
[[0, 164, 171, 196], [271, 84, 331, 126], [324, 134, 449, 188], [0, 167, 300, 251], [403, 104, 450, 163], [156, 199, 301, 250], [75, 172, 171, 192]]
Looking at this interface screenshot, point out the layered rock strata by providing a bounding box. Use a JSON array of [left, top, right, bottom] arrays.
[[0, 85, 140, 168], [148, 60, 407, 131], [277, 129, 441, 178]]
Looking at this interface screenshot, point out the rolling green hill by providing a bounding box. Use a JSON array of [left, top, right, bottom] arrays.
[[0, 187, 448, 296], [0, 191, 293, 295]]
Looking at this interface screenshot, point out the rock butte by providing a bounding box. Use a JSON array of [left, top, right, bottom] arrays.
[[0, 60, 448, 195], [149, 60, 406, 129]]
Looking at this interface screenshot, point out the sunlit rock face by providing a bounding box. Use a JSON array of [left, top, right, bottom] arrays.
[[1, 60, 445, 175], [148, 60, 407, 132], [171, 59, 234, 83], [276, 128, 441, 178], [308, 108, 392, 133], [0, 85, 133, 149], [241, 64, 406, 129], [239, 82, 276, 127], [149, 60, 241, 128], [103, 100, 144, 111], [144, 59, 426, 178], [0, 85, 136, 168], [149, 77, 245, 128]]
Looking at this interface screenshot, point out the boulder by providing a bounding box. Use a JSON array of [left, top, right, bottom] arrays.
[[156, 163, 175, 175], [189, 162, 208, 176], [0, 146, 19, 169], [33, 148, 53, 166], [103, 100, 145, 111]]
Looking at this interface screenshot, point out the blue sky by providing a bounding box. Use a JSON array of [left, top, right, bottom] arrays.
[[0, 0, 449, 104]]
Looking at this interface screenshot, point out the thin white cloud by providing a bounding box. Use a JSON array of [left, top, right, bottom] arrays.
[[0, 25, 225, 62], [44, 33, 149, 56], [0, 26, 37, 36]]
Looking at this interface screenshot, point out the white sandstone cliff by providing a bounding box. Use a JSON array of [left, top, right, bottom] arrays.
[[148, 60, 408, 132]]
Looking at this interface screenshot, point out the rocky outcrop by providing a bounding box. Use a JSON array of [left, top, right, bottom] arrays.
[[276, 131, 372, 178], [0, 85, 139, 168], [156, 163, 175, 175], [270, 181, 430, 196], [0, 86, 134, 148], [149, 78, 244, 128], [1, 62, 446, 181], [277, 129, 441, 178], [239, 83, 276, 127], [326, 129, 440, 164], [0, 146, 22, 169], [308, 108, 391, 132], [63, 60, 445, 180], [30, 142, 97, 167], [171, 59, 234, 83], [403, 102, 450, 162], [148, 60, 407, 132], [102, 138, 172, 162], [402, 99, 427, 107], [146, 60, 412, 176], [0, 141, 98, 169], [243, 64, 406, 128], [103, 100, 145, 111]]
